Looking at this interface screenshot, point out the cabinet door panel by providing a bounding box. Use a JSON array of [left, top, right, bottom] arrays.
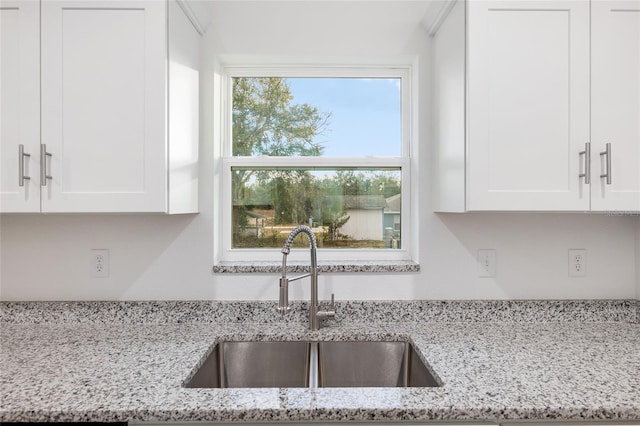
[[591, 1, 640, 211], [467, 1, 589, 210], [41, 0, 166, 212], [0, 0, 40, 212]]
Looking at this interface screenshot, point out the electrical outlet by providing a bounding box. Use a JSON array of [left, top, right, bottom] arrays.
[[477, 249, 496, 277], [91, 249, 109, 278], [569, 249, 586, 277]]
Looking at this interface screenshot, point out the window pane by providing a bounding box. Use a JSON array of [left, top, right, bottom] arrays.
[[232, 77, 401, 157], [232, 168, 402, 250]]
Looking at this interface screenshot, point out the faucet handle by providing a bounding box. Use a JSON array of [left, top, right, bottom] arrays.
[[317, 293, 336, 322]]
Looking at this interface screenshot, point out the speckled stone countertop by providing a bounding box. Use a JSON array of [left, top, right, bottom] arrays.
[[212, 260, 420, 273], [1, 300, 639, 424]]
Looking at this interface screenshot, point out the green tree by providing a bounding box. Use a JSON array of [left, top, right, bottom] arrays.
[[259, 169, 319, 225], [232, 77, 330, 235], [330, 170, 401, 197], [363, 171, 401, 198], [233, 77, 330, 157], [333, 170, 360, 196]]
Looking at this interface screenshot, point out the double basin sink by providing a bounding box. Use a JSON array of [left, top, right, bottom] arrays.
[[185, 341, 440, 388]]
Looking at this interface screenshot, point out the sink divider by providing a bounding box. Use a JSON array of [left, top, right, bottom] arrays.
[[217, 342, 226, 388], [402, 343, 410, 387], [308, 342, 319, 388]]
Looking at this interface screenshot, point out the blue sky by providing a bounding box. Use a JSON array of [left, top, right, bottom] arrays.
[[286, 78, 401, 157]]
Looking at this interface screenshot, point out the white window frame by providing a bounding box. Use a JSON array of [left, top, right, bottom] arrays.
[[214, 59, 418, 264]]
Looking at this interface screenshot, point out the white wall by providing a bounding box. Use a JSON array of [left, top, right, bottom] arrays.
[[342, 210, 383, 241], [0, 1, 638, 302]]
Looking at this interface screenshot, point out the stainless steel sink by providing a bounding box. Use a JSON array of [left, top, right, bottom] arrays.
[[318, 341, 439, 387], [185, 341, 311, 388], [185, 340, 439, 389]]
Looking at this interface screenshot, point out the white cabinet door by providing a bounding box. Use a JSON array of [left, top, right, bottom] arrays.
[[591, 0, 640, 212], [41, 0, 167, 212], [467, 1, 590, 211], [0, 0, 40, 212]]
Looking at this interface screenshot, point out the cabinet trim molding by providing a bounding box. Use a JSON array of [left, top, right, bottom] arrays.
[[176, 0, 204, 36], [426, 0, 459, 36]]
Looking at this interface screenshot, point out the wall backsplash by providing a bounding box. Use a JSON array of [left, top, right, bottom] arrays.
[[1, 210, 636, 301], [1, 5, 639, 302]]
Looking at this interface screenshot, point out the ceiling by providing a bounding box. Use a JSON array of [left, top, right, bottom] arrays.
[[183, 0, 447, 36]]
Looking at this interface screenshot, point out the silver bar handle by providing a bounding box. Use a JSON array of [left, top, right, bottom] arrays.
[[579, 142, 591, 184], [316, 293, 336, 321], [18, 144, 31, 187], [40, 144, 52, 186], [600, 142, 612, 185]]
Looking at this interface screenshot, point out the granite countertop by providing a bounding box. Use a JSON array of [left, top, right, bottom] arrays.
[[1, 300, 639, 424]]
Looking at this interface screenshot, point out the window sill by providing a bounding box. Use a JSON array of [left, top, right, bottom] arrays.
[[212, 260, 419, 274]]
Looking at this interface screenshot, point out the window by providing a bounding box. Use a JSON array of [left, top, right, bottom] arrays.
[[216, 64, 415, 263]]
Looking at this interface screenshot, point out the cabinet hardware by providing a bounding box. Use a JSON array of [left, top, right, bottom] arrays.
[[579, 142, 591, 184], [40, 144, 52, 186], [599, 142, 612, 185], [18, 144, 31, 187]]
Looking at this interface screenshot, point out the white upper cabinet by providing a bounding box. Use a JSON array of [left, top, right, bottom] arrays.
[[591, 0, 640, 212], [1, 0, 200, 213], [433, 0, 640, 212], [467, 0, 590, 211], [41, 0, 167, 212], [0, 0, 40, 212]]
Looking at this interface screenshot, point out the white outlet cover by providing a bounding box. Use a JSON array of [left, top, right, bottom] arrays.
[[91, 249, 110, 278], [477, 249, 496, 278], [568, 249, 586, 277]]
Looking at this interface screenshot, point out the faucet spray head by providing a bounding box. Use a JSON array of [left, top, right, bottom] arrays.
[[281, 225, 317, 253], [277, 225, 318, 319]]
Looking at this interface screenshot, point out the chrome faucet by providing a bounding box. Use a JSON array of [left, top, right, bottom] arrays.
[[277, 225, 335, 330]]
